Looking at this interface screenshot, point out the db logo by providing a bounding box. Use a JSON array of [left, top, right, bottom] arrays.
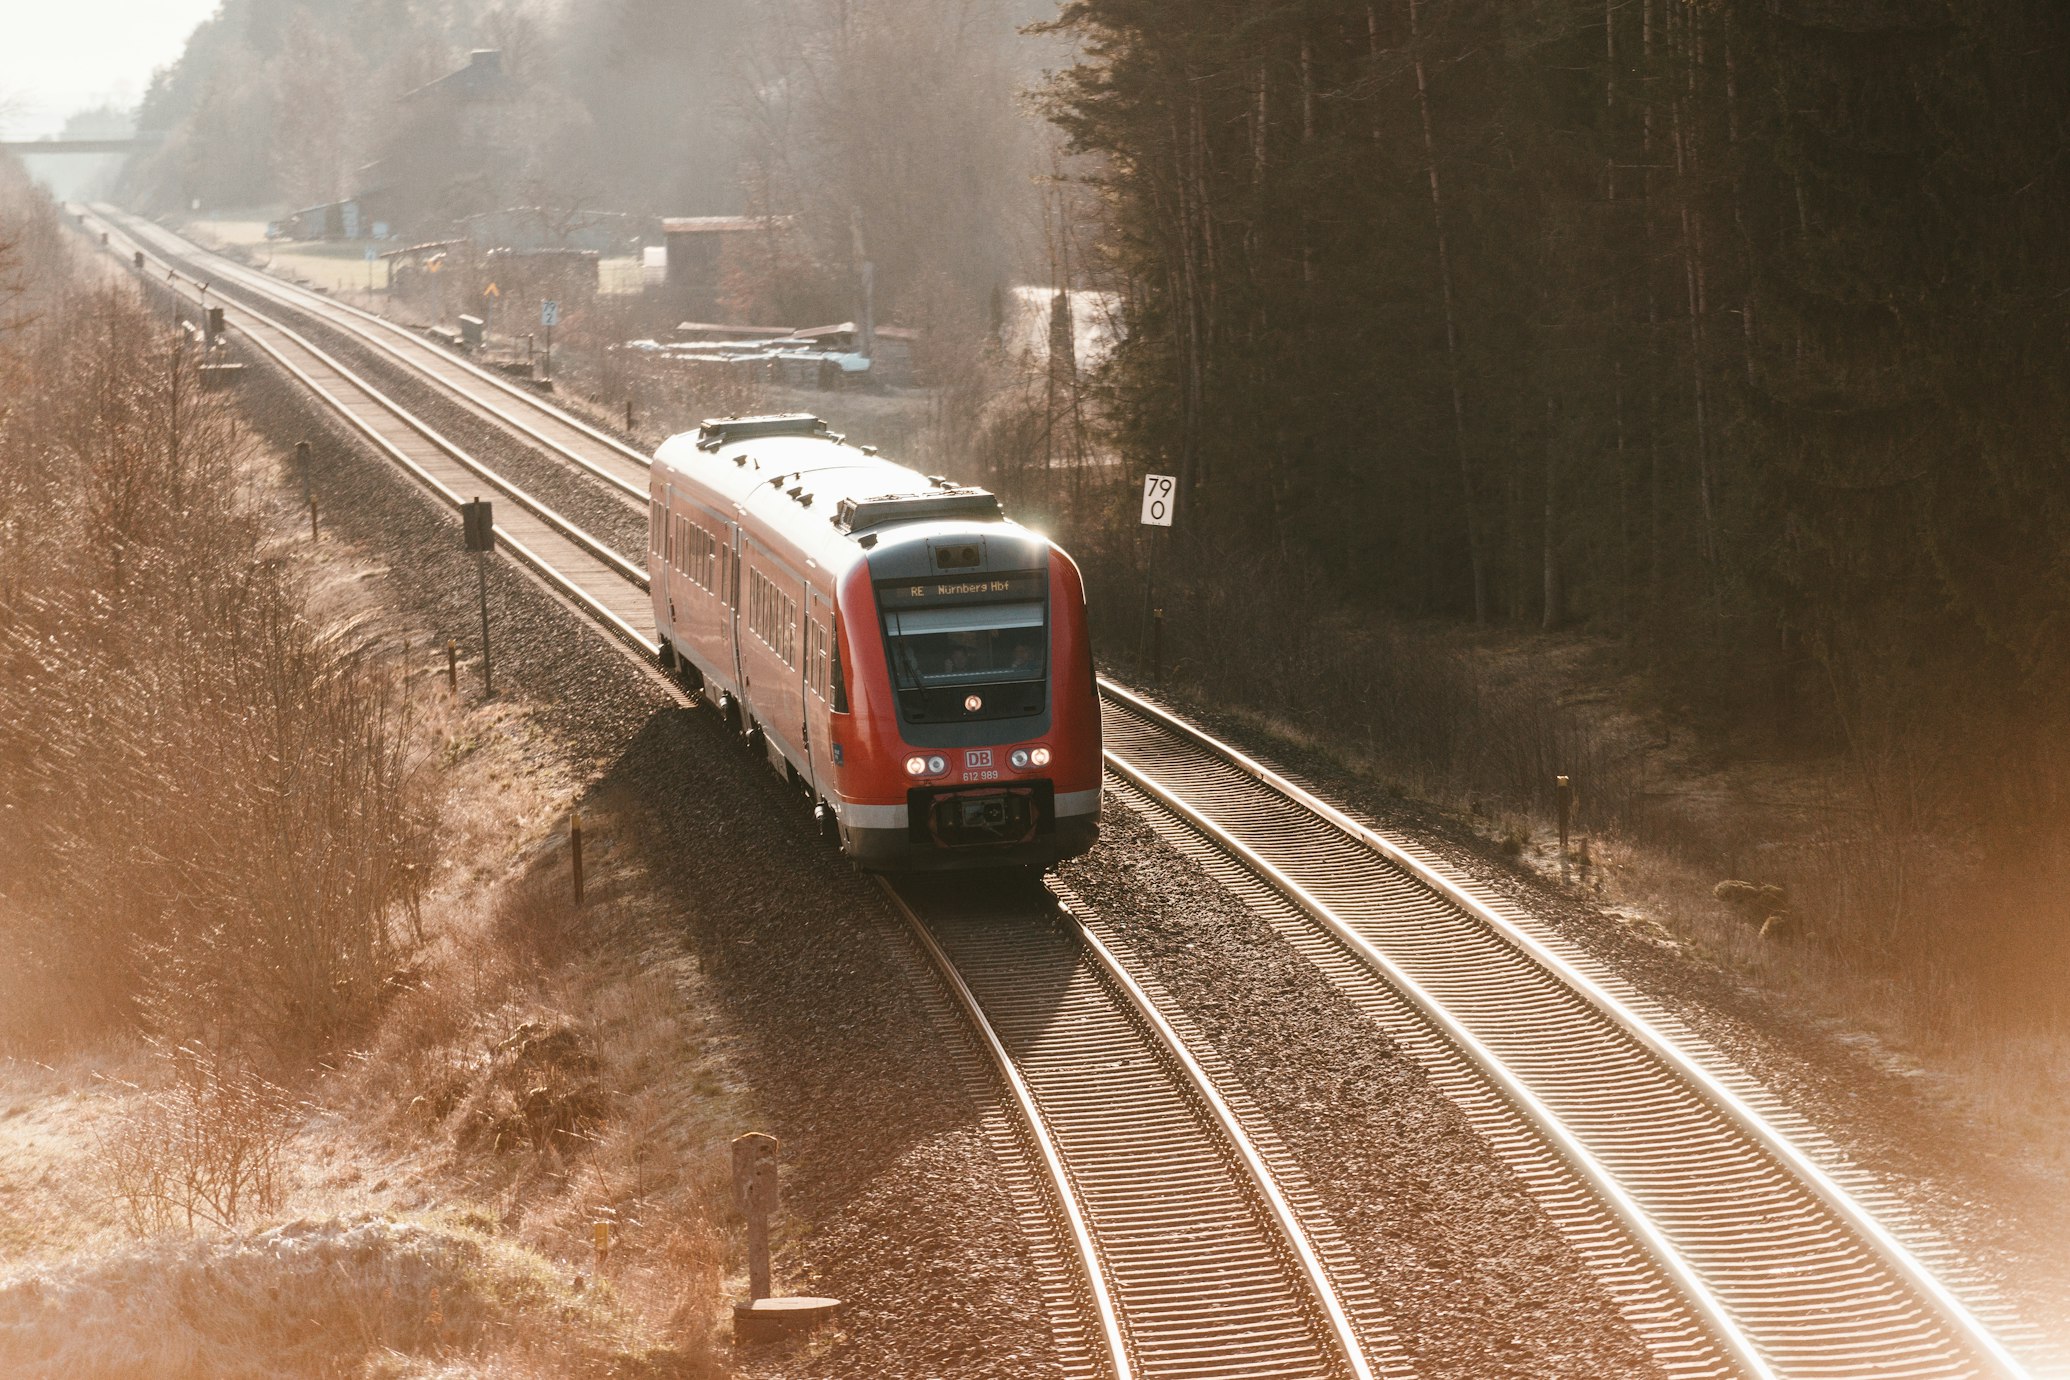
[[965, 749, 993, 769]]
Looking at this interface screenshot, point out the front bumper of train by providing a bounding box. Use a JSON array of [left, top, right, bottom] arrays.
[[838, 785, 1100, 871]]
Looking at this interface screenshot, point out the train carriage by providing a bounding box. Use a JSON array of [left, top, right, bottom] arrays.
[[650, 414, 1101, 870]]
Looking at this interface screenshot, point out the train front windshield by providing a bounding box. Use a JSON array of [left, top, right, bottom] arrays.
[[884, 602, 1047, 689]]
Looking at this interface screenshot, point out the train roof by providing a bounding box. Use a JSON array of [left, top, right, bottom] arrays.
[[654, 414, 1044, 578]]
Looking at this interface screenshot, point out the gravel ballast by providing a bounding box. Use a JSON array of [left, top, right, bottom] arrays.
[[1058, 808, 1666, 1379]]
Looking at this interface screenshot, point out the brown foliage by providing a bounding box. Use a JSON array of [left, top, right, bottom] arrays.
[[95, 1043, 296, 1235], [0, 170, 434, 1056]]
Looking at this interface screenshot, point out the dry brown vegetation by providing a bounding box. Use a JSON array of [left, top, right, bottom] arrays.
[[1, 164, 733, 1379], [0, 188, 431, 1057]]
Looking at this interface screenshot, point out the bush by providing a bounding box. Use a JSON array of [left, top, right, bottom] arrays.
[[0, 169, 433, 1056], [96, 1045, 295, 1236]]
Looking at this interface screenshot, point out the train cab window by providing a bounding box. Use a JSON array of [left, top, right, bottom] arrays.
[[883, 602, 1047, 690], [649, 502, 664, 557]]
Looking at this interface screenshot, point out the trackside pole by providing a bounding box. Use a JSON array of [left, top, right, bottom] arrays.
[[476, 551, 492, 694], [461, 498, 496, 695], [1140, 473, 1177, 678], [730, 1132, 840, 1343], [570, 810, 585, 905]]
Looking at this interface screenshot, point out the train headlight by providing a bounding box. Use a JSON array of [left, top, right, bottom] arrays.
[[1010, 749, 1030, 769], [905, 755, 929, 776], [964, 694, 983, 712], [1030, 746, 1052, 767], [927, 755, 948, 775]]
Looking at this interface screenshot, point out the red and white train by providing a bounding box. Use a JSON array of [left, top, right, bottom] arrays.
[[648, 414, 1102, 870]]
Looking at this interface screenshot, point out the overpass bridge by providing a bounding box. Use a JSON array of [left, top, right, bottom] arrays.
[[1, 137, 161, 157]]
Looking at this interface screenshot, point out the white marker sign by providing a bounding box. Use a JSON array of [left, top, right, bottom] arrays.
[[541, 300, 560, 328], [1140, 473, 1176, 526]]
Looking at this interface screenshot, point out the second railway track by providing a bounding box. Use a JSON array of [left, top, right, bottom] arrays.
[[1099, 682, 2031, 1380], [73, 206, 2038, 1379]]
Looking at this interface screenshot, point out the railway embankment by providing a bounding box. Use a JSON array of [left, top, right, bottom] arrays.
[[0, 171, 719, 1376], [0, 172, 1054, 1380]]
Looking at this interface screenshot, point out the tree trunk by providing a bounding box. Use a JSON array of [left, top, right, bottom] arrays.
[[1543, 394, 1563, 630], [1406, 0, 1488, 622]]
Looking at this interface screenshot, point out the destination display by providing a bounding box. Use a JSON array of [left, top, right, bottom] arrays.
[[876, 571, 1047, 608]]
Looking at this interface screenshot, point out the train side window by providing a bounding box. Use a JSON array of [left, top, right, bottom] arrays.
[[649, 502, 663, 557], [829, 616, 849, 713]]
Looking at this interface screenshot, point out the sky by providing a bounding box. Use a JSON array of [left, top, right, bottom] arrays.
[[0, 0, 218, 137]]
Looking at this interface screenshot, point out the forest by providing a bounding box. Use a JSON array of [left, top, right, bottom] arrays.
[[1036, 0, 2070, 1018]]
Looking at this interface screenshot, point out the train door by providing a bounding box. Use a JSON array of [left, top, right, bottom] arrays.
[[658, 485, 677, 644], [724, 520, 744, 693], [804, 588, 840, 793]]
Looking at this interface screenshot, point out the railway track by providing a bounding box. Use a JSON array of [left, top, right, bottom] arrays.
[[1099, 683, 2031, 1380], [72, 206, 2036, 1379], [883, 875, 1412, 1380], [74, 205, 1406, 1380], [96, 205, 655, 503], [73, 206, 657, 652]]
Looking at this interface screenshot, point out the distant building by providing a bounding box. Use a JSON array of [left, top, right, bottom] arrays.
[[401, 48, 513, 106], [661, 216, 793, 320], [377, 50, 521, 235]]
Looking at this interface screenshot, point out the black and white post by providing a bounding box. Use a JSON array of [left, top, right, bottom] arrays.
[[462, 497, 496, 695], [1140, 472, 1176, 678]]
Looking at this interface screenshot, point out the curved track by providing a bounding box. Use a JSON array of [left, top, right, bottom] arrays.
[[73, 206, 2035, 1380], [1099, 682, 2030, 1380], [884, 876, 1411, 1380], [74, 205, 1406, 1380]]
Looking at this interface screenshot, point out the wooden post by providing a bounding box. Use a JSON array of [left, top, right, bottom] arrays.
[[732, 1132, 779, 1302], [308, 496, 319, 542], [476, 551, 493, 696], [624, 399, 634, 432], [1556, 774, 1572, 875], [1151, 607, 1165, 681], [296, 440, 311, 506], [570, 810, 585, 905], [446, 638, 458, 694]]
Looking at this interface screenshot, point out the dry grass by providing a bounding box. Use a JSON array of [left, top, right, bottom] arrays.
[[0, 1212, 655, 1380], [0, 694, 736, 1379], [1, 167, 736, 1378]]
